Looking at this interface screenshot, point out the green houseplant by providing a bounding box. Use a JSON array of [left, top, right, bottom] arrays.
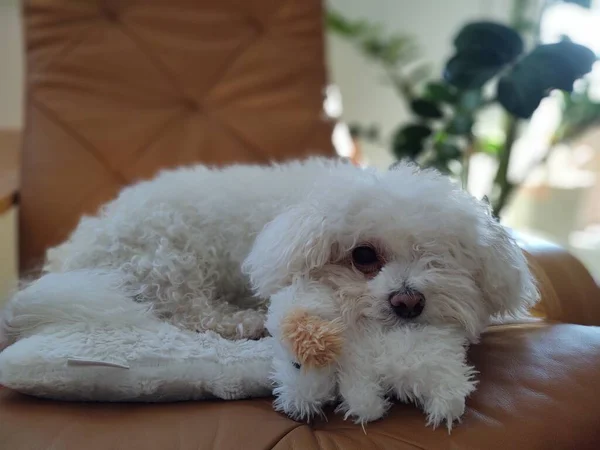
[[327, 1, 597, 217]]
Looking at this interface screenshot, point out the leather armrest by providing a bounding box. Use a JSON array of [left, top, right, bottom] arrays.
[[516, 232, 600, 325]]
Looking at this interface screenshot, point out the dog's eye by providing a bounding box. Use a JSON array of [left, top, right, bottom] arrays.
[[351, 245, 382, 274]]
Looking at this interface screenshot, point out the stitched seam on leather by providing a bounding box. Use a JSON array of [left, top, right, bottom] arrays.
[[269, 424, 311, 450], [114, 9, 273, 166], [194, 28, 261, 103], [69, 178, 120, 224], [205, 113, 271, 161], [30, 99, 126, 185], [347, 430, 427, 450], [198, 0, 290, 102], [315, 431, 344, 450], [124, 108, 190, 173], [25, 14, 99, 77], [116, 20, 187, 99]]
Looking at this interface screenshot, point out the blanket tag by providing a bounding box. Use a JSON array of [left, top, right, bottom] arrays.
[[67, 357, 130, 369]]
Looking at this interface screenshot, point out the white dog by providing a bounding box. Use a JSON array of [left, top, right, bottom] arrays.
[[0, 157, 538, 426], [266, 279, 480, 430]]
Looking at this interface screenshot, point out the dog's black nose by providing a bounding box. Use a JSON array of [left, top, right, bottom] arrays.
[[389, 288, 425, 319]]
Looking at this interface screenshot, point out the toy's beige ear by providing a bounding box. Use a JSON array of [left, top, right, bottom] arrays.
[[281, 309, 344, 369]]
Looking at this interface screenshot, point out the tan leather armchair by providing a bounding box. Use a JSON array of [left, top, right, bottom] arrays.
[[18, 0, 336, 271], [3, 1, 600, 449]]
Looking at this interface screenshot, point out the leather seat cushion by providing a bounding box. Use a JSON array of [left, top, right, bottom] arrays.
[[1, 322, 599, 450]]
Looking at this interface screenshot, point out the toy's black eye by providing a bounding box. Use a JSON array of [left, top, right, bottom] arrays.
[[351, 245, 382, 274]]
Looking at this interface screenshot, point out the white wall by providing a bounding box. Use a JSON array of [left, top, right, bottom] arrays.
[[326, 0, 515, 168], [0, 0, 24, 129], [0, 0, 22, 303], [0, 209, 17, 303]]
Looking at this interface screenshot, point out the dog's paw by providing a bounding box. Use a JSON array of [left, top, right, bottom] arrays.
[[422, 372, 477, 432], [423, 394, 466, 432], [406, 362, 477, 433], [335, 394, 391, 425], [270, 352, 337, 423], [272, 386, 327, 422]]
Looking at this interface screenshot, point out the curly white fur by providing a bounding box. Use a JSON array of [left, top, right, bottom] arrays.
[[0, 157, 538, 428], [266, 278, 479, 430]]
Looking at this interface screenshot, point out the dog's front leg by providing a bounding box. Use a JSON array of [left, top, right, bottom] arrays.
[[379, 326, 478, 431], [270, 353, 337, 422], [267, 281, 339, 421], [335, 330, 391, 424]]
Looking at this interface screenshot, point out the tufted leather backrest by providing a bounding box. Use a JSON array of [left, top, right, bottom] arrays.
[[19, 0, 335, 272]]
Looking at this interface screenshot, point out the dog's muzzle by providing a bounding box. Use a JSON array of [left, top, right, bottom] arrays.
[[389, 288, 425, 319]]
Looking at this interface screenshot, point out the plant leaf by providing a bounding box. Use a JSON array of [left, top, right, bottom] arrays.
[[326, 9, 419, 67], [476, 137, 503, 155], [434, 141, 462, 159], [379, 36, 419, 65], [433, 130, 448, 144], [458, 89, 484, 111], [426, 159, 452, 174], [325, 10, 371, 37], [446, 114, 474, 135], [498, 41, 596, 118], [406, 62, 433, 84], [454, 22, 524, 64], [444, 22, 523, 89], [444, 51, 506, 89], [424, 82, 458, 103], [392, 124, 432, 159], [411, 99, 444, 118]]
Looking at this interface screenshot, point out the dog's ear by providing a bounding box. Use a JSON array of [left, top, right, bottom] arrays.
[[473, 215, 539, 318], [242, 206, 333, 298]]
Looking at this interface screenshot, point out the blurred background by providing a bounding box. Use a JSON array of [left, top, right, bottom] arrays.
[[1, 0, 600, 303], [325, 0, 600, 280]]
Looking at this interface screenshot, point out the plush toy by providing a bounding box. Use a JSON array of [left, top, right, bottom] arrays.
[[266, 279, 478, 431], [280, 309, 344, 369]]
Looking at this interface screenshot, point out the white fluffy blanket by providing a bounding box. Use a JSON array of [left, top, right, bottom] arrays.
[[0, 277, 274, 401]]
